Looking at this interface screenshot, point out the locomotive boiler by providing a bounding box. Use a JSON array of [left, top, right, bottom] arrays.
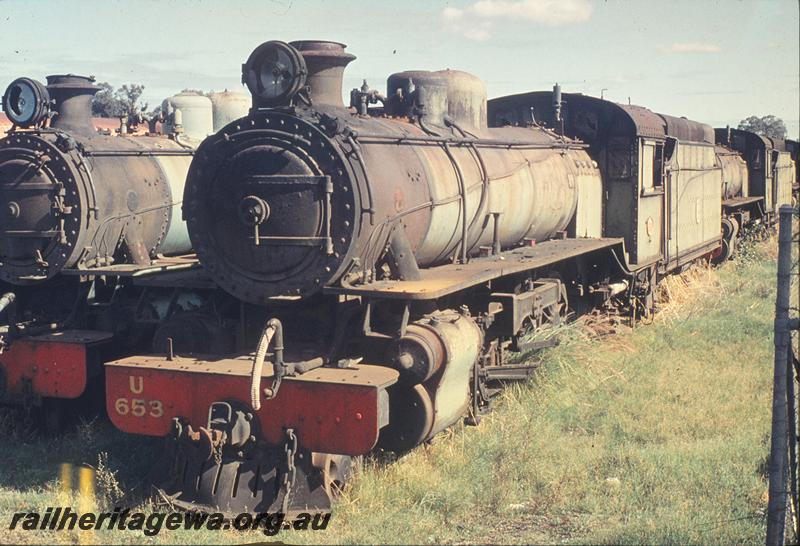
[[184, 40, 603, 304], [0, 75, 193, 284]]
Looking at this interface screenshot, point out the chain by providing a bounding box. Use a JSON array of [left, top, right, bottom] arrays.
[[281, 428, 298, 514]]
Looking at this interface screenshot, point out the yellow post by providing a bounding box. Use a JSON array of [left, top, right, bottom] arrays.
[[77, 466, 95, 511], [77, 466, 96, 545], [59, 463, 73, 494]]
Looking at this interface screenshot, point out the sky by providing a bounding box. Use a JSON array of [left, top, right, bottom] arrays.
[[1, 0, 798, 138]]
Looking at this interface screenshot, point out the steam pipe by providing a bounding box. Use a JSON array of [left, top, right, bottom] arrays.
[[443, 141, 469, 264], [249, 318, 284, 411], [353, 133, 587, 150], [552, 83, 563, 136], [0, 292, 16, 315]]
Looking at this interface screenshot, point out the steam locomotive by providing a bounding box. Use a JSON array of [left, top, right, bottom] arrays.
[[104, 40, 795, 514], [1, 40, 795, 515], [0, 75, 244, 426]]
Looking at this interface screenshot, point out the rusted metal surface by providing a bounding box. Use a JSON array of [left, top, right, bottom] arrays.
[[716, 127, 795, 214], [663, 140, 721, 270], [0, 330, 112, 401], [386, 69, 487, 128], [154, 425, 333, 516], [488, 91, 714, 144], [722, 195, 762, 208], [46, 75, 101, 136], [658, 113, 714, 144], [60, 254, 199, 277], [488, 91, 722, 267], [105, 354, 398, 455], [184, 41, 603, 304], [130, 267, 218, 289], [327, 237, 624, 300], [716, 145, 749, 199], [617, 104, 668, 140], [0, 75, 194, 285], [290, 41, 355, 108], [381, 310, 482, 451]]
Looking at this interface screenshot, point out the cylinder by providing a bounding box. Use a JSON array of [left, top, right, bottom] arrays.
[[380, 310, 483, 452]]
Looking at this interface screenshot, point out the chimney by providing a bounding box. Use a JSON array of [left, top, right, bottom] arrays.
[[46, 74, 100, 136], [289, 41, 355, 108]]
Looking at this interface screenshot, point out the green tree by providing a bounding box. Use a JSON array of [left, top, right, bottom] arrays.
[[737, 115, 787, 140], [180, 88, 215, 97], [117, 83, 147, 116], [91, 82, 147, 118], [91, 82, 124, 117]]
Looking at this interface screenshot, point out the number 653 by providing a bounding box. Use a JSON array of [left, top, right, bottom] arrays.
[[114, 398, 163, 418]]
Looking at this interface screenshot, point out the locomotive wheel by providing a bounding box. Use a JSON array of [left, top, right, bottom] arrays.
[[712, 218, 737, 265], [543, 299, 568, 327], [312, 453, 353, 498], [712, 238, 733, 265], [378, 384, 434, 453]]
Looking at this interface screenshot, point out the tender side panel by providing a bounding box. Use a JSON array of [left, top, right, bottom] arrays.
[[665, 141, 721, 268]]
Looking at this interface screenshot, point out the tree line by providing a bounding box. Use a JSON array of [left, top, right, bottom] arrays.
[[90, 83, 216, 119]]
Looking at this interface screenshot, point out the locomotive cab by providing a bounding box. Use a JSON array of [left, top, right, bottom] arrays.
[[488, 92, 724, 271]]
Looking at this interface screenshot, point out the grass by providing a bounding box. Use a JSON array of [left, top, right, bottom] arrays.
[[0, 233, 790, 544]]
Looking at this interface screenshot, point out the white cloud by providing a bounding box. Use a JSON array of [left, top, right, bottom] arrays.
[[442, 6, 464, 21], [442, 0, 592, 42], [470, 0, 593, 25], [660, 42, 722, 54]]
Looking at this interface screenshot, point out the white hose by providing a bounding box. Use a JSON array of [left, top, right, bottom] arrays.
[[250, 324, 276, 411]]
